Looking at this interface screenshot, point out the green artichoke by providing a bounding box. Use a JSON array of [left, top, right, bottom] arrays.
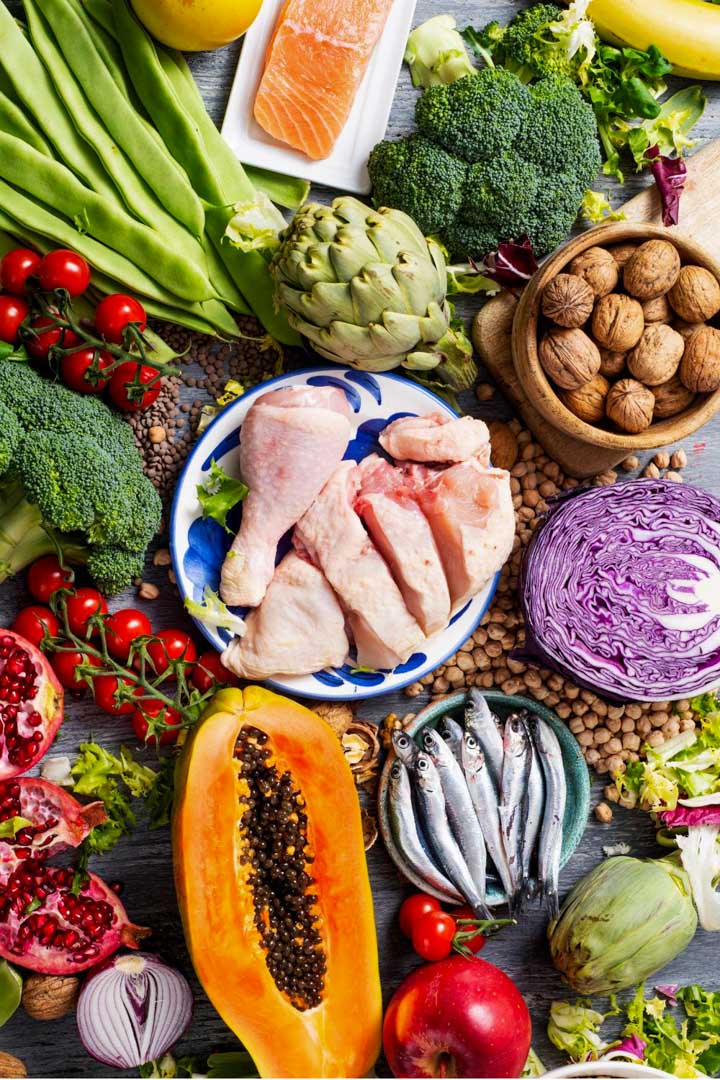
[[269, 197, 477, 390], [548, 856, 697, 995]]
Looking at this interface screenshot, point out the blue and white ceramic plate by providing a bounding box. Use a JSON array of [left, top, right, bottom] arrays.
[[170, 367, 500, 701]]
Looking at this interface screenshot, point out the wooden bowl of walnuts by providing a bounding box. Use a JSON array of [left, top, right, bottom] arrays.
[[513, 222, 720, 451]]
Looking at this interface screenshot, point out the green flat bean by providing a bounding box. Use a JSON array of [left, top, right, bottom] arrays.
[[201, 235, 251, 315], [0, 90, 52, 154], [35, 0, 204, 238]]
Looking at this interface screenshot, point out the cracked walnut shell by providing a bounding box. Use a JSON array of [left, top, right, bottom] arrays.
[[652, 373, 696, 419], [592, 294, 644, 351], [679, 325, 720, 392], [669, 265, 720, 323], [627, 323, 684, 385], [623, 239, 681, 300], [541, 273, 594, 327], [560, 374, 610, 423], [606, 378, 655, 433], [568, 246, 619, 298], [539, 327, 600, 390]]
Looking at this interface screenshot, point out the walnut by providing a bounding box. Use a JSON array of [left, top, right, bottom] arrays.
[[607, 242, 639, 268], [606, 378, 655, 433], [560, 374, 610, 423], [487, 420, 518, 470], [538, 327, 601, 389], [592, 294, 644, 351], [361, 808, 378, 851], [22, 974, 79, 1021], [679, 325, 720, 392], [652, 373, 696, 419], [627, 324, 684, 385], [674, 319, 706, 340], [568, 246, 619, 298], [0, 1055, 26, 1079], [342, 720, 381, 786], [641, 294, 672, 323], [541, 273, 594, 327], [623, 239, 681, 299], [598, 348, 627, 379], [669, 265, 720, 322], [314, 701, 353, 737]]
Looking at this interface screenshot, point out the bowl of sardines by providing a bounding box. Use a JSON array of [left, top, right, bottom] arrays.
[[378, 689, 591, 913]]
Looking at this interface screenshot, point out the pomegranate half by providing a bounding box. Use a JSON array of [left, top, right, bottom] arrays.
[[0, 777, 106, 866], [0, 631, 63, 779]]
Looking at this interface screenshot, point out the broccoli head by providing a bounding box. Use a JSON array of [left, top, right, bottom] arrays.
[[367, 135, 466, 237], [475, 5, 569, 82], [524, 77, 601, 184]]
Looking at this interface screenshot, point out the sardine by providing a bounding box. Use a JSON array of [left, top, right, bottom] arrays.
[[421, 728, 490, 915], [465, 688, 504, 789], [534, 716, 567, 919], [499, 712, 532, 909], [413, 751, 490, 918], [391, 729, 419, 767], [438, 716, 464, 764], [461, 730, 515, 901], [387, 760, 462, 902]]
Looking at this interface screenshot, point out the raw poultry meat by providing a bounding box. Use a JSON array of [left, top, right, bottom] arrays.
[[294, 460, 424, 670], [355, 455, 450, 636], [379, 413, 491, 464], [253, 0, 395, 160], [219, 385, 352, 609], [221, 552, 349, 679]]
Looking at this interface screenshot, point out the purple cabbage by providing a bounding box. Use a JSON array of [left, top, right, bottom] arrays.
[[656, 984, 680, 1007], [604, 1035, 647, 1061], [476, 236, 538, 290], [645, 145, 687, 226], [514, 479, 720, 702], [661, 806, 720, 828]]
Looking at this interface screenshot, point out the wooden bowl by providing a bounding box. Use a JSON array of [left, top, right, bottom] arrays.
[[512, 222, 720, 451]]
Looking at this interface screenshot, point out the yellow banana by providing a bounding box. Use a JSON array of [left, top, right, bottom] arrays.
[[589, 0, 720, 79]]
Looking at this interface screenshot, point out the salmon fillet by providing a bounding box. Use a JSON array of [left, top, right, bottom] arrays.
[[254, 0, 396, 160]]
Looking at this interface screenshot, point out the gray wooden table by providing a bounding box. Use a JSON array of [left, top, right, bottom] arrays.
[[2, 2, 720, 1076]]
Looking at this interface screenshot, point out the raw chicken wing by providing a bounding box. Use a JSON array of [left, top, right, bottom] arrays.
[[379, 413, 491, 464]]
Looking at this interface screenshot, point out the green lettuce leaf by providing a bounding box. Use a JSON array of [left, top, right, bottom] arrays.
[[197, 459, 249, 534]]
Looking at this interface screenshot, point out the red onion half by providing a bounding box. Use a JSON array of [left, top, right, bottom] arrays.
[[77, 952, 192, 1068]]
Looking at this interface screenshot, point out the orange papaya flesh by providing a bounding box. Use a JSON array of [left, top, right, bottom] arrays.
[[173, 686, 382, 1079]]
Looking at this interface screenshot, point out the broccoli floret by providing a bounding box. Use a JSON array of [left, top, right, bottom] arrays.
[[525, 77, 602, 184], [404, 14, 477, 87], [85, 547, 146, 597], [525, 170, 589, 254], [475, 5, 568, 82], [416, 67, 533, 163], [367, 135, 466, 236], [0, 401, 22, 475], [442, 220, 501, 263], [462, 153, 540, 235]]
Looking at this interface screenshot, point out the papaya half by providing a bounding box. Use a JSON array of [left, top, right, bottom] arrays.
[[173, 686, 382, 1079]]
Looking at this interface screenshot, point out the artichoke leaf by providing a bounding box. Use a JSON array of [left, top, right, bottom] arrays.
[[393, 252, 447, 311], [351, 264, 415, 324], [279, 281, 357, 324], [329, 229, 385, 283]]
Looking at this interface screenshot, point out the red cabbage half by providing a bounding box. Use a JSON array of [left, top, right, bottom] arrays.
[[514, 479, 720, 702]]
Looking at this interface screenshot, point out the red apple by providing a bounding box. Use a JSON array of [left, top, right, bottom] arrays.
[[383, 955, 531, 1078]]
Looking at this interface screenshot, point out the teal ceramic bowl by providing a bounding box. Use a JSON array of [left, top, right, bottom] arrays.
[[377, 690, 591, 907]]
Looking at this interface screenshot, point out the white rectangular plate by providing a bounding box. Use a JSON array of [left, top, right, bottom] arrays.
[[221, 0, 417, 195]]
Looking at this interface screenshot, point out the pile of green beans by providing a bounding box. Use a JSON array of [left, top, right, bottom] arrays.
[[0, 0, 311, 342]]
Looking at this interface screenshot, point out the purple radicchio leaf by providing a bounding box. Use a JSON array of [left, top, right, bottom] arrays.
[[645, 144, 687, 226], [655, 984, 680, 1007], [660, 806, 720, 828], [604, 1036, 647, 1061], [476, 235, 539, 291]]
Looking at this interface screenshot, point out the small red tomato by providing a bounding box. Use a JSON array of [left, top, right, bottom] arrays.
[[452, 904, 487, 954], [95, 294, 147, 345], [399, 893, 442, 939], [146, 628, 196, 676], [27, 555, 74, 604], [61, 347, 113, 394], [25, 315, 81, 361], [108, 362, 162, 413], [411, 911, 457, 962], [0, 248, 41, 296], [65, 587, 108, 638], [190, 650, 239, 694], [51, 649, 100, 691], [92, 674, 136, 716], [105, 608, 152, 661], [37, 249, 91, 297], [131, 699, 182, 745], [11, 605, 60, 647], [0, 294, 29, 345]]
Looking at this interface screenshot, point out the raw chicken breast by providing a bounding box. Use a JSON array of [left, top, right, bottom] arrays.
[[355, 455, 450, 636], [253, 0, 395, 160], [220, 385, 352, 608], [221, 552, 349, 679], [379, 413, 491, 464], [411, 459, 514, 610], [295, 461, 424, 670]]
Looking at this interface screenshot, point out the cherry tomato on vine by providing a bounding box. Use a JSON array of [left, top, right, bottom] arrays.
[[146, 629, 197, 676], [0, 295, 29, 345], [95, 294, 147, 345], [61, 347, 113, 394], [0, 248, 41, 296], [452, 904, 487, 954], [51, 649, 101, 691], [190, 651, 239, 694], [131, 699, 182, 745], [411, 910, 457, 962], [37, 249, 91, 297], [399, 893, 442, 939], [11, 605, 60, 647], [105, 609, 152, 662], [65, 588, 108, 638], [108, 362, 162, 413], [25, 315, 81, 361], [92, 674, 136, 716], [27, 555, 74, 604]]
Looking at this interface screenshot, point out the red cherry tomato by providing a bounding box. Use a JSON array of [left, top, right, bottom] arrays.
[[190, 651, 239, 694], [25, 315, 81, 361], [0, 248, 42, 296], [131, 699, 182, 745], [95, 294, 147, 345], [108, 362, 162, 413], [65, 588, 108, 638], [0, 295, 29, 345], [11, 605, 60, 647], [92, 674, 136, 716], [51, 649, 100, 690], [37, 249, 91, 297], [105, 608, 152, 661], [452, 904, 488, 954], [411, 911, 457, 962], [27, 555, 74, 604], [61, 347, 113, 394], [398, 893, 442, 939], [146, 629, 196, 676]]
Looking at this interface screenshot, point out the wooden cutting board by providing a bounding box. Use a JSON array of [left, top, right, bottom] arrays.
[[475, 139, 720, 477]]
